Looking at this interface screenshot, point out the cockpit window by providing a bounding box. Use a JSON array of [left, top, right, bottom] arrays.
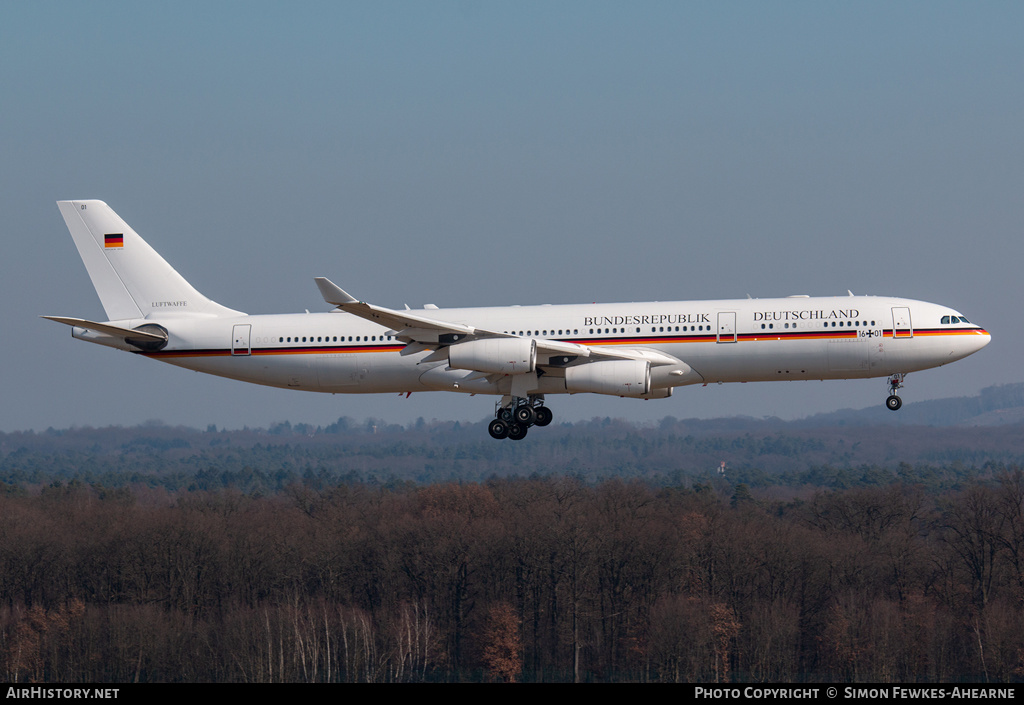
[[941, 316, 950, 324], [959, 316, 970, 323]]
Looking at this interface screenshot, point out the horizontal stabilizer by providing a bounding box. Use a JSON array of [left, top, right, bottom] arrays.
[[42, 316, 164, 341]]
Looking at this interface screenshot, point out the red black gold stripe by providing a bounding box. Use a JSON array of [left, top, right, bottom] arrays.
[[141, 344, 405, 359], [137, 328, 987, 359], [104, 234, 124, 248]]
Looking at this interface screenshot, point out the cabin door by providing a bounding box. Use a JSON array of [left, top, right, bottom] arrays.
[[717, 311, 737, 343], [891, 307, 913, 339], [231, 324, 251, 356]]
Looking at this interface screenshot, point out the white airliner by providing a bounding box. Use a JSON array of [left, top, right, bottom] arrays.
[[45, 200, 991, 440]]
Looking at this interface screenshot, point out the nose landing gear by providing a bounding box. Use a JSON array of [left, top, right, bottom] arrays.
[[885, 373, 905, 411], [488, 395, 553, 440]]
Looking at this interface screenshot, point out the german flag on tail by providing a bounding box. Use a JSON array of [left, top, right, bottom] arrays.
[[104, 233, 123, 248]]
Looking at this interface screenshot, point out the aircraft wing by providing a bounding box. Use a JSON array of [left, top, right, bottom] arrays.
[[314, 277, 683, 367], [316, 277, 477, 341]]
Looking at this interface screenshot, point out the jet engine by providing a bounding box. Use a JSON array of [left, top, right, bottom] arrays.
[[448, 337, 537, 375], [565, 359, 651, 397]]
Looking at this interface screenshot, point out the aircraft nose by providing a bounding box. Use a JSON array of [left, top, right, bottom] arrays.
[[945, 325, 990, 363], [965, 327, 991, 355]]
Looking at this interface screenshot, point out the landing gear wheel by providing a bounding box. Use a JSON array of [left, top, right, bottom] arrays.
[[492, 397, 547, 439], [507, 423, 528, 441], [514, 405, 536, 426], [886, 395, 902, 411], [488, 419, 510, 439]]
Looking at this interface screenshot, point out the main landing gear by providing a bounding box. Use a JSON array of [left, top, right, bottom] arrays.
[[488, 395, 553, 440], [885, 373, 905, 411]]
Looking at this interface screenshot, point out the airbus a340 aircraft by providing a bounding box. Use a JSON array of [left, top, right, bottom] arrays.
[[45, 201, 990, 440]]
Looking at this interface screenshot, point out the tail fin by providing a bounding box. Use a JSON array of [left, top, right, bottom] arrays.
[[56, 200, 243, 320]]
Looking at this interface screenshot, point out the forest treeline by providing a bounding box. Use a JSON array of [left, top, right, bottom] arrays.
[[3, 415, 1024, 491], [3, 471, 1024, 682]]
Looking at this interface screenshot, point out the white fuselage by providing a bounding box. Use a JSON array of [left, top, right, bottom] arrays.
[[48, 200, 992, 438], [77, 294, 990, 399]]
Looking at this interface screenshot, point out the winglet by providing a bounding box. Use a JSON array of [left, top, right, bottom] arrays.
[[315, 277, 358, 306]]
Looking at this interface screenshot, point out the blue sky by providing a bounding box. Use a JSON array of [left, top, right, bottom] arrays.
[[4, 1, 1022, 430]]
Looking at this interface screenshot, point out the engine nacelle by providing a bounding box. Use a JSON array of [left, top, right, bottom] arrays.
[[565, 359, 651, 397], [448, 337, 537, 375]]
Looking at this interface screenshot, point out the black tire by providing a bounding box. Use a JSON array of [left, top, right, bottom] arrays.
[[488, 419, 510, 439], [514, 405, 536, 425], [534, 406, 553, 427], [886, 395, 902, 411], [508, 423, 528, 441]]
